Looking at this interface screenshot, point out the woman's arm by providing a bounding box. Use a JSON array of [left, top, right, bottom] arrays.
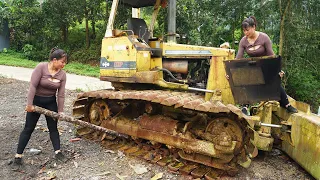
[[264, 34, 275, 56], [26, 63, 43, 108], [236, 37, 246, 59], [57, 72, 66, 113]]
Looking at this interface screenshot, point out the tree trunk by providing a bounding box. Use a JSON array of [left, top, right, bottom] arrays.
[[91, 7, 96, 40], [106, 0, 109, 26], [33, 106, 126, 138], [85, 7, 90, 49], [61, 25, 68, 43], [279, 0, 291, 58], [232, 15, 236, 49]]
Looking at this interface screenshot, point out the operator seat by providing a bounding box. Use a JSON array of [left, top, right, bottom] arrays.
[[127, 18, 150, 43]]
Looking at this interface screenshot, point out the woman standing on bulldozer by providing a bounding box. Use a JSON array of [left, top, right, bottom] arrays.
[[236, 16, 298, 114], [11, 47, 68, 170]]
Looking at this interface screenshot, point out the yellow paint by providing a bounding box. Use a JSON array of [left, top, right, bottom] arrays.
[[206, 56, 235, 103], [100, 34, 320, 180], [101, 37, 136, 62], [274, 108, 320, 179], [260, 104, 272, 134], [100, 35, 237, 98], [251, 129, 274, 151], [96, 7, 320, 180], [100, 37, 137, 77], [136, 51, 151, 71], [161, 43, 235, 103], [162, 43, 235, 57]]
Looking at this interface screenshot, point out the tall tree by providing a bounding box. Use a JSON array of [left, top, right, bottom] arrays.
[[42, 0, 82, 43], [0, 0, 11, 34], [8, 0, 44, 50], [278, 0, 291, 57]]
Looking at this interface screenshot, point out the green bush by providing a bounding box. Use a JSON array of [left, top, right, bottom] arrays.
[[22, 44, 34, 59], [69, 46, 101, 64], [286, 70, 320, 112], [22, 44, 49, 61], [66, 26, 86, 50], [2, 48, 7, 53]]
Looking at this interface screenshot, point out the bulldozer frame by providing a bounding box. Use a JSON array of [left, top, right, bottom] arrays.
[[70, 0, 320, 178]]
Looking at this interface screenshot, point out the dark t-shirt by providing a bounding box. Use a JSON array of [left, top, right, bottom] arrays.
[[27, 62, 66, 112], [236, 32, 274, 59]]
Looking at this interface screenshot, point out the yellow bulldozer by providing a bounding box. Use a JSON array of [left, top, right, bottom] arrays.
[[71, 0, 320, 178]]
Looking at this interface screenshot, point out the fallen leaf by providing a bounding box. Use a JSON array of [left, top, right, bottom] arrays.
[[116, 173, 128, 180], [70, 137, 81, 142], [97, 171, 111, 176], [105, 150, 115, 154], [129, 163, 148, 175], [101, 133, 107, 141], [40, 127, 49, 132], [38, 166, 46, 174], [151, 173, 163, 180]]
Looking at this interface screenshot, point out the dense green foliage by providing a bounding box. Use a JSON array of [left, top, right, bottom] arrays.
[[0, 0, 319, 111]]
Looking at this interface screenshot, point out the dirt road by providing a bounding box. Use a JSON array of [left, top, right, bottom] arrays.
[[0, 77, 315, 180]]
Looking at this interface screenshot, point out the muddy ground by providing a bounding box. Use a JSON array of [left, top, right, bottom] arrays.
[[0, 77, 315, 180]]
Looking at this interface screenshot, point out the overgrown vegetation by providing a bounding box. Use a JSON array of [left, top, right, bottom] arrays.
[[0, 0, 319, 111]]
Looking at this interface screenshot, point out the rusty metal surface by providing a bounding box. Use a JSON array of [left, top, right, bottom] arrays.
[[206, 118, 243, 153], [224, 56, 282, 104], [77, 89, 231, 113], [75, 89, 256, 133], [178, 151, 235, 170], [101, 116, 222, 158], [100, 134, 237, 178], [139, 114, 178, 135], [162, 60, 189, 74], [73, 89, 256, 173], [88, 99, 110, 125], [191, 166, 211, 178]]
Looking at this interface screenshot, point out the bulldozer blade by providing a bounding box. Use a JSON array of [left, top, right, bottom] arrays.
[[224, 56, 282, 104]]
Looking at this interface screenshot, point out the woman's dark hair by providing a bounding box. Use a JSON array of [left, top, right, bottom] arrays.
[[49, 47, 67, 61], [241, 16, 257, 30]]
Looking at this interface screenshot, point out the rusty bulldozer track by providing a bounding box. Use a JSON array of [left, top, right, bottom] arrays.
[[70, 89, 257, 178]]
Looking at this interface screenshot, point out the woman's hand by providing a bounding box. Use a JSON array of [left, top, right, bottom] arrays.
[[279, 70, 285, 78], [25, 105, 35, 112], [58, 112, 64, 121]]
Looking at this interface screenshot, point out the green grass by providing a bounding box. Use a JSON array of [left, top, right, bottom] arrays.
[[0, 52, 100, 77], [0, 52, 38, 68], [64, 62, 99, 77]]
